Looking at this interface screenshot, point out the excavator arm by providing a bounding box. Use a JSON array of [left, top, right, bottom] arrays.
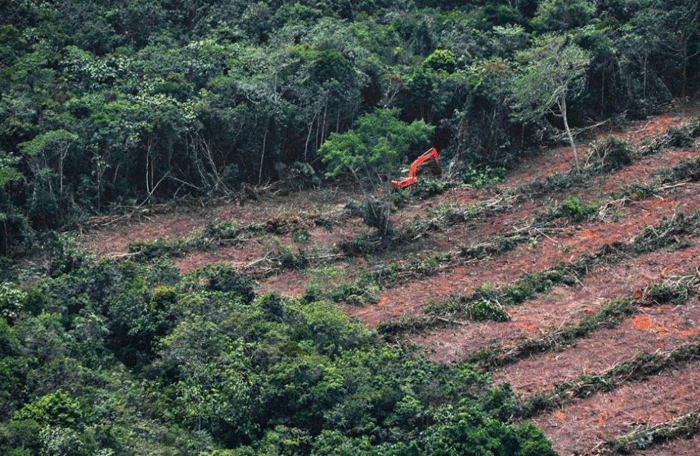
[[391, 147, 439, 188]]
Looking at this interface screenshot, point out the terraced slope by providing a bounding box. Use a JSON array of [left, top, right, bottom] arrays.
[[80, 104, 700, 455]]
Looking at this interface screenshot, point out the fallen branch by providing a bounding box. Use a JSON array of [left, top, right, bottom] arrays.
[[600, 405, 700, 455]]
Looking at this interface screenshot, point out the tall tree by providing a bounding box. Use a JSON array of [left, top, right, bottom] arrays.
[[631, 0, 700, 98], [531, 0, 595, 31], [510, 34, 591, 170], [319, 108, 433, 235], [19, 130, 78, 198]]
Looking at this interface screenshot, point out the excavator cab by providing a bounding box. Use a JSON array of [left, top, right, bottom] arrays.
[[391, 147, 440, 188]]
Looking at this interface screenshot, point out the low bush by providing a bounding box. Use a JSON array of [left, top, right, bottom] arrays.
[[459, 164, 506, 188], [194, 264, 256, 304], [0, 283, 27, 322], [558, 195, 597, 222], [665, 125, 695, 148], [407, 179, 451, 199], [587, 136, 633, 170]]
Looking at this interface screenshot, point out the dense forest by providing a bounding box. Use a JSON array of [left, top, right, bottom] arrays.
[[1, 0, 699, 454], [2, 0, 699, 250]]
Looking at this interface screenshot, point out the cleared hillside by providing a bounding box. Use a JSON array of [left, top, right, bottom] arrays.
[[79, 103, 700, 455]]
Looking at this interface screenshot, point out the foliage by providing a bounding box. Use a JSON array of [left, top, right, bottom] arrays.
[[0, 242, 561, 456], [406, 178, 451, 199], [1, 1, 700, 454], [185, 264, 256, 304], [532, 0, 595, 31], [0, 0, 696, 239], [0, 282, 27, 322], [558, 195, 598, 222], [320, 109, 434, 186], [510, 34, 592, 169], [319, 108, 433, 235], [467, 298, 512, 322], [459, 164, 506, 188], [587, 136, 634, 170]]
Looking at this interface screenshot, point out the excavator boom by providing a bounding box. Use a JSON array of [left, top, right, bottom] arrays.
[[391, 148, 439, 188]]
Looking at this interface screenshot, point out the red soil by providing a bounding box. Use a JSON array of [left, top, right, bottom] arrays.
[[78, 102, 700, 455], [530, 360, 700, 456]]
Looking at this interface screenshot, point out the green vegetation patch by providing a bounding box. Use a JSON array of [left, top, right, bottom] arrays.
[[605, 404, 700, 455], [459, 164, 506, 189], [471, 266, 700, 371], [536, 195, 599, 223], [0, 249, 557, 455], [459, 234, 531, 260], [641, 117, 700, 156], [633, 210, 700, 253], [657, 155, 700, 183], [425, 260, 587, 319], [586, 136, 634, 171]]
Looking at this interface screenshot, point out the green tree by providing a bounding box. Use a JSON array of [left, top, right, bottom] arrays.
[[404, 48, 468, 123], [319, 108, 433, 235], [160, 318, 257, 446], [19, 130, 78, 199], [510, 34, 591, 170], [630, 0, 700, 98], [0, 151, 25, 254], [0, 152, 22, 190], [532, 0, 595, 31], [0, 283, 27, 322]]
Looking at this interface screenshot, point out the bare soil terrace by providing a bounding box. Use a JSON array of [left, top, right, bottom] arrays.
[[79, 102, 700, 455]]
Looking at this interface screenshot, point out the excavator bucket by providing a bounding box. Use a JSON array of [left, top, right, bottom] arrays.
[[391, 147, 440, 188]]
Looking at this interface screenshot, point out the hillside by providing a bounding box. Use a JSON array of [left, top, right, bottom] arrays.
[[3, 1, 700, 454], [72, 102, 700, 455]]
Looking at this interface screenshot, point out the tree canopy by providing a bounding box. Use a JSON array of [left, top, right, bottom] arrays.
[[320, 108, 434, 185], [510, 34, 592, 169], [0, 0, 698, 252]]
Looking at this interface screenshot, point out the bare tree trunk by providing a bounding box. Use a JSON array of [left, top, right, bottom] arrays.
[[59, 147, 66, 196], [258, 124, 268, 185], [1, 218, 7, 256], [558, 95, 579, 171], [680, 34, 688, 98], [321, 101, 329, 145], [643, 53, 648, 99], [600, 67, 605, 117], [145, 139, 154, 195], [304, 111, 318, 162]]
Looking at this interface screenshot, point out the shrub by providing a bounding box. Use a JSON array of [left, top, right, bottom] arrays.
[[201, 265, 256, 304], [292, 229, 310, 243], [277, 244, 309, 270], [0, 283, 27, 322], [467, 299, 511, 322], [407, 179, 451, 199], [587, 137, 633, 170], [361, 199, 393, 235], [665, 126, 694, 148], [459, 164, 506, 188], [128, 239, 188, 261], [279, 162, 321, 193], [559, 195, 596, 221]]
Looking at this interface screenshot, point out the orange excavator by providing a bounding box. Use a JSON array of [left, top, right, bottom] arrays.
[[391, 147, 440, 188]]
